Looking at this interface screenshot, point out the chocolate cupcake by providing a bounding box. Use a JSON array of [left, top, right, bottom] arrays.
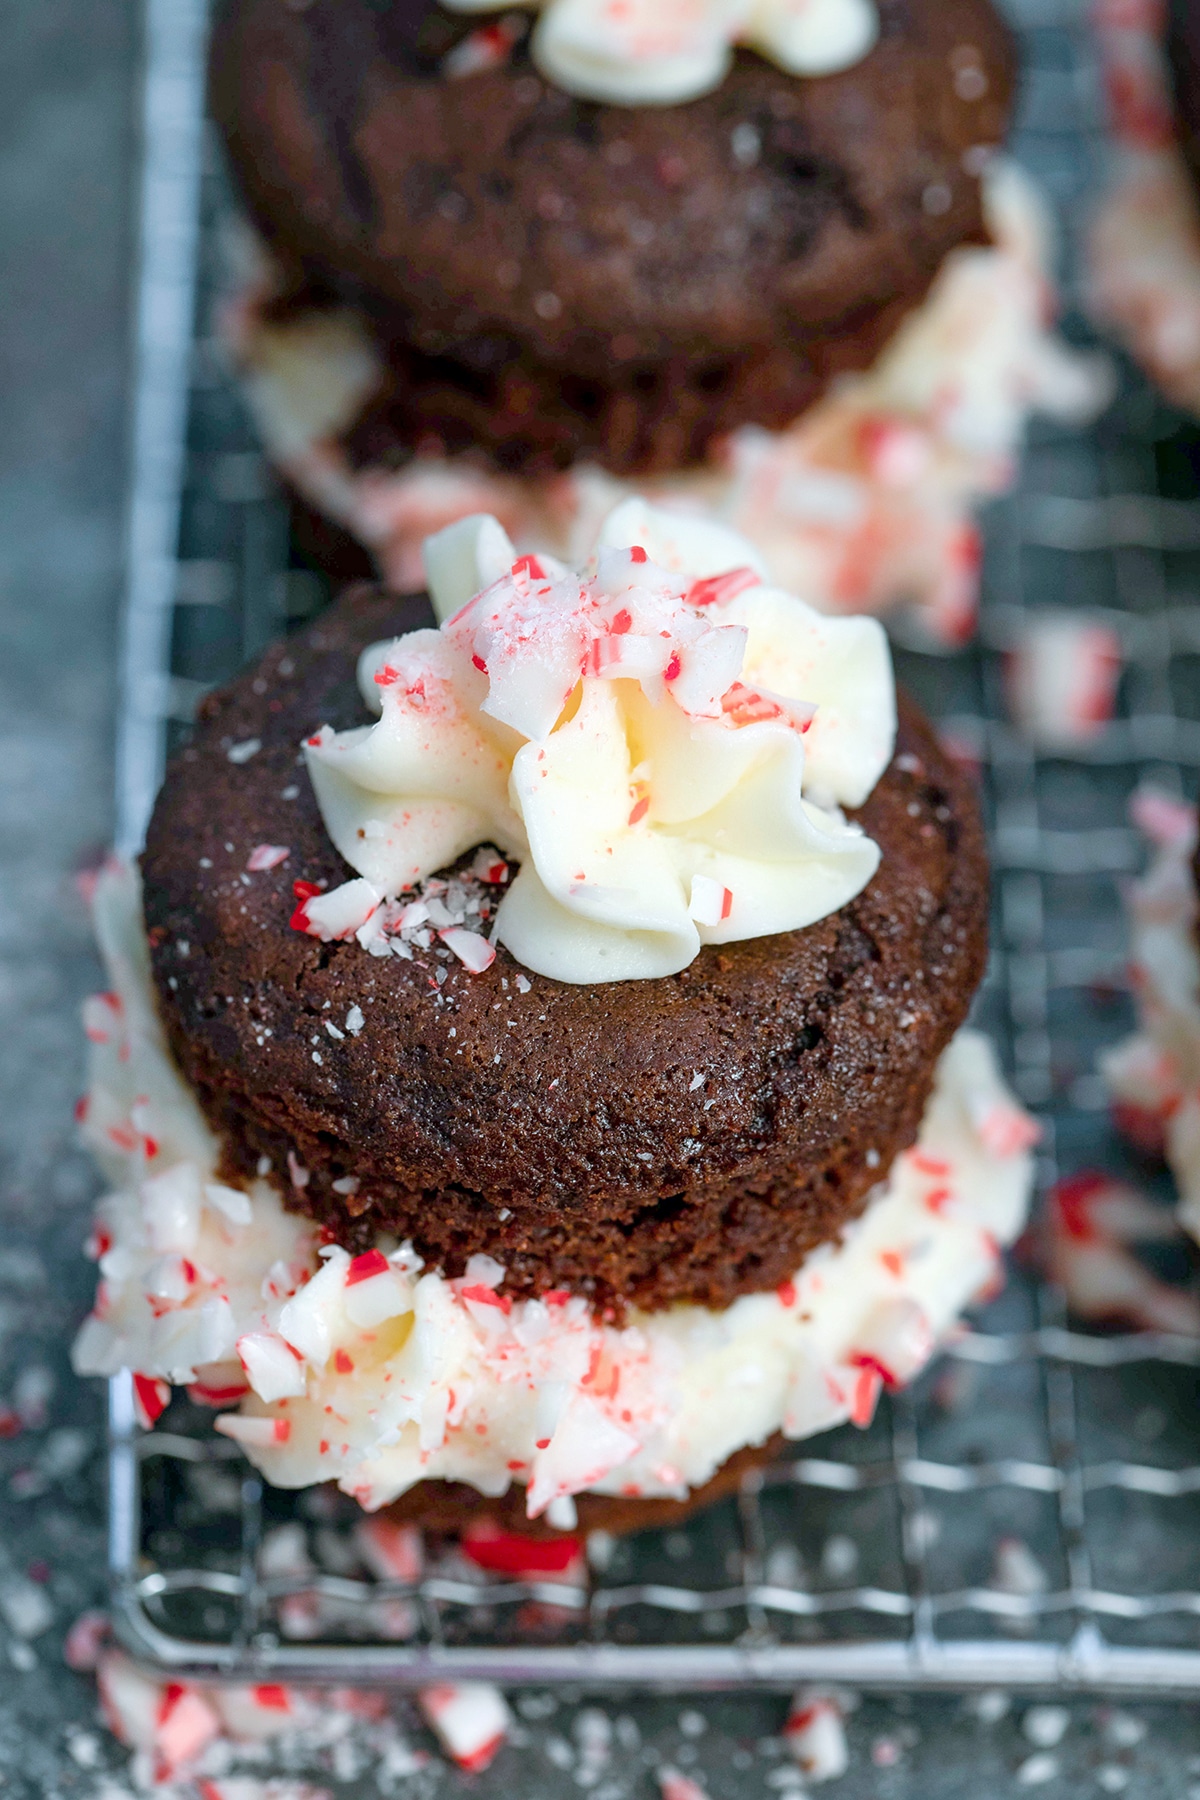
[[74, 501, 1035, 1531], [1090, 0, 1200, 416], [215, 0, 1105, 646]]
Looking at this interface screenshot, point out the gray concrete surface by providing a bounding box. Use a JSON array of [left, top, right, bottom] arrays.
[[1, 1, 1199, 1795], [0, 1, 135, 1791]]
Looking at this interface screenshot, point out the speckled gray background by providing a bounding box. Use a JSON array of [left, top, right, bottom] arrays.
[[5, 1, 1200, 1795]]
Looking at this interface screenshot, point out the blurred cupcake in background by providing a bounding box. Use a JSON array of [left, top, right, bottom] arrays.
[[210, 0, 1106, 647], [1091, 0, 1200, 416]]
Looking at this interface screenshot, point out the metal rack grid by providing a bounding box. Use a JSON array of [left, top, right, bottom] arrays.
[[106, 0, 1200, 1692]]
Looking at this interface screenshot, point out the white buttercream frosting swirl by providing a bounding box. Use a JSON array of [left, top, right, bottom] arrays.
[[303, 502, 895, 983], [442, 0, 878, 104]]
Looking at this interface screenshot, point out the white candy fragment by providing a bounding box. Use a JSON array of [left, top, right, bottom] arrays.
[[784, 1691, 850, 1782], [688, 874, 733, 928], [1023, 1705, 1070, 1749], [439, 927, 497, 973], [237, 1332, 308, 1403], [98, 1652, 222, 1777], [246, 844, 290, 871], [658, 1769, 714, 1800], [851, 1298, 935, 1388], [142, 1162, 202, 1254], [1006, 613, 1122, 748], [205, 1182, 253, 1227], [419, 1682, 511, 1773], [294, 878, 382, 942], [278, 1252, 349, 1369], [215, 1413, 291, 1449], [356, 1516, 424, 1583]]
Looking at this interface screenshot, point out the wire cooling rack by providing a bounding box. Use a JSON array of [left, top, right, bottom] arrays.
[[106, 0, 1200, 1692]]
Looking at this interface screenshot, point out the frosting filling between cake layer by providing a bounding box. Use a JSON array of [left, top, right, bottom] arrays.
[[441, 0, 879, 105], [299, 501, 894, 983], [73, 861, 1036, 1520], [228, 158, 1109, 648]]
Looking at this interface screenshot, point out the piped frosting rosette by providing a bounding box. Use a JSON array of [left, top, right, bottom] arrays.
[[442, 0, 879, 105], [73, 862, 1036, 1520], [301, 502, 895, 983]]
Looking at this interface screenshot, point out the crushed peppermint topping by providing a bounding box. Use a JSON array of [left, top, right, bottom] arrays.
[[246, 843, 290, 872], [226, 738, 261, 764], [291, 852, 509, 975]]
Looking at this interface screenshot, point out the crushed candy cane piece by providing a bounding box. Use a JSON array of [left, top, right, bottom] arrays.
[[784, 1691, 850, 1782], [293, 878, 382, 942], [355, 1516, 424, 1584], [439, 927, 497, 973], [63, 1609, 109, 1672], [237, 1332, 307, 1403], [1005, 614, 1123, 748], [419, 1681, 511, 1773], [688, 874, 734, 928], [246, 844, 290, 872], [658, 1770, 714, 1800], [132, 1372, 170, 1429]]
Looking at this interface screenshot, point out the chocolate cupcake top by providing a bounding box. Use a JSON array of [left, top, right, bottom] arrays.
[[210, 0, 1015, 379], [142, 507, 989, 1313]]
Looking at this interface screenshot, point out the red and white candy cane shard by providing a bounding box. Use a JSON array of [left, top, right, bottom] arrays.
[[1005, 614, 1123, 748], [1043, 1172, 1200, 1336], [197, 1781, 332, 1800], [1129, 786, 1198, 851], [355, 1515, 424, 1584], [293, 877, 382, 942], [438, 926, 497, 973], [784, 1692, 850, 1782], [63, 1608, 109, 1672], [658, 1769, 714, 1800], [132, 1372, 170, 1429], [419, 1681, 511, 1773], [212, 1682, 303, 1743], [156, 1683, 224, 1777], [246, 844, 290, 872]]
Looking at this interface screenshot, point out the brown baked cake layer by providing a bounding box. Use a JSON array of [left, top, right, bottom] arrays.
[[210, 0, 1015, 477], [141, 586, 989, 1317], [386, 1436, 787, 1542]]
